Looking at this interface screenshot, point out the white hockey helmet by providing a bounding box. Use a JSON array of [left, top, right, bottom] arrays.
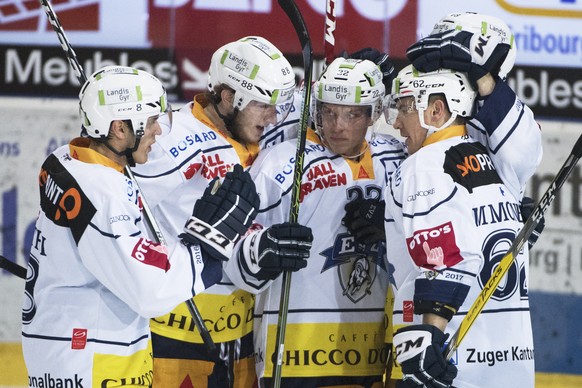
[[312, 57, 385, 132], [208, 36, 296, 123], [79, 66, 169, 138], [431, 12, 516, 80], [386, 64, 476, 133]]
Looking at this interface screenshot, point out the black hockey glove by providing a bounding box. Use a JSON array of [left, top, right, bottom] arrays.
[[406, 29, 510, 86], [520, 196, 546, 250], [349, 47, 396, 93], [342, 198, 386, 244], [180, 164, 260, 261], [239, 222, 313, 281], [394, 324, 457, 388]]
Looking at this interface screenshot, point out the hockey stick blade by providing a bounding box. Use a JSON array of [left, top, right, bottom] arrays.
[[39, 0, 215, 352], [273, 1, 314, 386], [444, 133, 582, 359], [0, 255, 27, 279]]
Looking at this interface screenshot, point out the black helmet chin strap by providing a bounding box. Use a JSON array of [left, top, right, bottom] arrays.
[[124, 145, 138, 167], [100, 140, 138, 167], [101, 125, 143, 167], [211, 99, 240, 139]]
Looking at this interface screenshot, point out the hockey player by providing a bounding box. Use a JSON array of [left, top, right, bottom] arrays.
[[385, 65, 537, 388], [21, 66, 260, 387], [339, 13, 543, 388], [405, 11, 538, 200], [224, 57, 407, 387], [131, 36, 308, 387]]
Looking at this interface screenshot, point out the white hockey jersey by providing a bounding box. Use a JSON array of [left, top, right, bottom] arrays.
[[467, 80, 542, 200], [225, 129, 406, 378], [385, 126, 535, 388], [22, 139, 218, 387]]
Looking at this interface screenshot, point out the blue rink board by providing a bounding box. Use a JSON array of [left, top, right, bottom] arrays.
[[529, 291, 582, 374]]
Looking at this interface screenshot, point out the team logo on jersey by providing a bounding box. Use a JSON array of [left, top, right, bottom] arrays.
[[406, 221, 462, 270], [320, 233, 392, 303], [443, 142, 502, 193]]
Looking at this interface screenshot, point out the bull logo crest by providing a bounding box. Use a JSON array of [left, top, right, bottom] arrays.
[[320, 233, 391, 303], [343, 255, 373, 297]]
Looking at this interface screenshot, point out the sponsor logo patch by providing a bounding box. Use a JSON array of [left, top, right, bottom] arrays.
[[403, 300, 414, 322], [71, 328, 87, 350], [406, 221, 462, 270], [444, 143, 502, 193], [131, 238, 170, 271]]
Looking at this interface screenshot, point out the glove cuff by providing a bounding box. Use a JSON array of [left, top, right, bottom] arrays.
[[468, 64, 488, 87], [239, 228, 269, 277], [183, 216, 234, 261]]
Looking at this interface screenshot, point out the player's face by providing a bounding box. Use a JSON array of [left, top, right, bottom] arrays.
[[392, 97, 427, 155], [233, 100, 278, 145], [132, 115, 163, 164], [319, 103, 371, 156]]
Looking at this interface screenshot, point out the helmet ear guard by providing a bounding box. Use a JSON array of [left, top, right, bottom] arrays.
[[79, 66, 169, 139], [207, 36, 296, 125], [431, 11, 516, 80], [312, 57, 385, 133]]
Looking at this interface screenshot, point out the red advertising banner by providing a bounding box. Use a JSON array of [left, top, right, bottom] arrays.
[[0, 0, 99, 32], [147, 0, 418, 58]]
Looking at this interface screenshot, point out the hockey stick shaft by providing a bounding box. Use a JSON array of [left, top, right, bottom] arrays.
[[273, 0, 314, 386], [0, 255, 27, 279], [323, 0, 337, 66], [39, 0, 214, 352], [444, 133, 582, 359]]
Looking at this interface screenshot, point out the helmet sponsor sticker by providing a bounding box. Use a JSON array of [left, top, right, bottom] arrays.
[[221, 50, 259, 79], [99, 86, 139, 105], [319, 83, 361, 104]]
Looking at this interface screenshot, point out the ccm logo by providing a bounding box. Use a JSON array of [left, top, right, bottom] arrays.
[[395, 337, 425, 358]]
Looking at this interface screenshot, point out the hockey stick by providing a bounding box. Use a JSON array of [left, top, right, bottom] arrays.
[[323, 0, 337, 66], [272, 0, 314, 386], [444, 133, 582, 359], [0, 255, 27, 280], [39, 0, 215, 352]]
